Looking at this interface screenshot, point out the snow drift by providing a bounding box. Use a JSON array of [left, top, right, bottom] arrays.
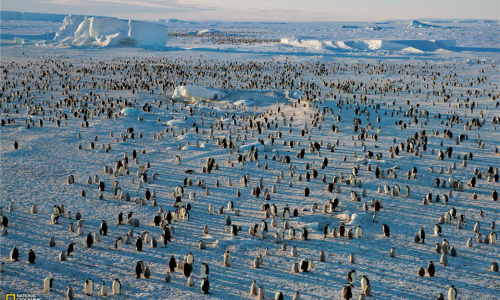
[[53, 16, 168, 48], [281, 38, 456, 53], [172, 86, 301, 104]]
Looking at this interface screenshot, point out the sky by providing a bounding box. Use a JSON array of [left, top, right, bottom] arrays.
[[2, 0, 499, 22]]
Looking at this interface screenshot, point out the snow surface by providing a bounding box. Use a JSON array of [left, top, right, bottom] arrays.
[[0, 12, 499, 300]]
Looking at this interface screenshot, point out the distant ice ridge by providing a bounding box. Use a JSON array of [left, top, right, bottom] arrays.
[[53, 16, 168, 48], [407, 20, 441, 28], [280, 38, 456, 53], [172, 86, 301, 104], [0, 11, 67, 22]]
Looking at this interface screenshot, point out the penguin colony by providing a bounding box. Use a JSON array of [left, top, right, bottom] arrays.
[[0, 48, 499, 299]]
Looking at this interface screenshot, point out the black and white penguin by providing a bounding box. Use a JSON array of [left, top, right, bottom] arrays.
[[275, 291, 284, 300], [223, 250, 231, 267], [347, 270, 357, 284], [100, 221, 107, 236], [43, 276, 54, 292], [115, 237, 123, 250], [86, 232, 94, 248], [67, 243, 75, 256], [84, 279, 94, 296], [28, 249, 36, 263], [135, 236, 143, 251], [10, 247, 19, 261], [339, 223, 346, 236], [183, 263, 192, 277], [67, 286, 74, 299], [448, 285, 457, 300], [300, 259, 309, 272], [418, 227, 425, 243], [427, 261, 435, 277], [135, 261, 144, 278], [435, 224, 442, 236], [382, 224, 390, 237], [201, 278, 210, 294], [117, 212, 124, 225], [342, 284, 353, 300], [168, 256, 177, 272], [201, 263, 209, 278], [112, 279, 121, 295]]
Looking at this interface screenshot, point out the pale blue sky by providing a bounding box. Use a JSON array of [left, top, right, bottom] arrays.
[[2, 0, 499, 21]]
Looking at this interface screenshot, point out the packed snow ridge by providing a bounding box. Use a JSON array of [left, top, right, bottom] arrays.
[[280, 38, 456, 53], [53, 16, 168, 48]]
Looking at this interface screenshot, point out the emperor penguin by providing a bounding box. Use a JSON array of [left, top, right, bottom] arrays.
[[417, 267, 425, 277], [427, 261, 435, 277], [258, 286, 265, 300], [201, 263, 209, 278], [437, 293, 444, 300], [360, 275, 369, 292], [491, 262, 499, 272], [135, 236, 143, 251], [101, 282, 108, 296], [223, 250, 231, 267], [390, 247, 396, 257], [67, 243, 75, 256], [144, 265, 151, 278], [300, 259, 309, 272], [323, 224, 330, 238], [293, 291, 301, 300], [183, 263, 192, 277], [168, 256, 177, 272], [490, 232, 497, 244], [136, 261, 144, 278], [86, 232, 94, 248], [355, 226, 363, 237], [448, 285, 457, 300], [342, 284, 353, 300], [292, 262, 299, 273], [289, 227, 295, 239], [418, 227, 425, 243], [382, 223, 390, 237], [347, 270, 357, 284], [115, 237, 123, 250], [99, 221, 107, 236], [59, 251, 66, 262], [250, 280, 258, 295], [112, 279, 121, 295], [84, 279, 94, 296], [43, 276, 54, 292], [201, 278, 210, 294], [275, 292, 284, 300], [67, 286, 74, 299], [49, 237, 56, 247], [435, 224, 442, 236], [28, 249, 36, 263], [291, 246, 298, 257]]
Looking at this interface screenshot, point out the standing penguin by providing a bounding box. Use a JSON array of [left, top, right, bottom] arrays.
[[101, 282, 108, 296], [135, 236, 143, 251], [112, 279, 121, 295], [448, 285, 457, 300], [86, 232, 94, 248], [347, 270, 357, 284], [43, 276, 54, 292], [84, 279, 94, 296], [382, 224, 390, 237], [418, 228, 425, 243], [434, 224, 442, 236], [183, 263, 192, 277], [250, 280, 258, 295], [201, 278, 210, 294], [360, 276, 370, 292], [223, 250, 231, 267], [100, 221, 108, 236], [275, 291, 284, 300], [28, 249, 36, 263], [427, 261, 435, 277], [342, 284, 353, 300], [300, 259, 309, 272], [168, 256, 177, 273], [201, 263, 209, 278], [258, 286, 265, 300], [10, 247, 19, 261], [67, 243, 75, 256], [67, 286, 74, 299], [135, 261, 144, 278]]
